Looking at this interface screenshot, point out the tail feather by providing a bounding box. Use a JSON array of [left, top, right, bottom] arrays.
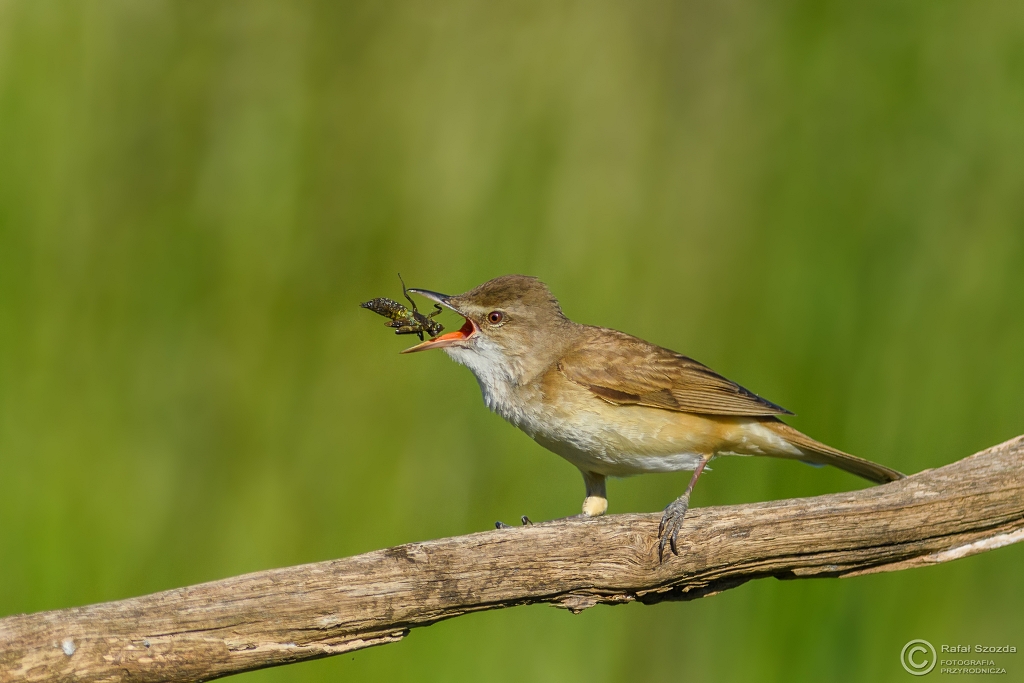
[[764, 420, 905, 484]]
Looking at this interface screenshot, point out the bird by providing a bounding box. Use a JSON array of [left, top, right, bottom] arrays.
[[400, 274, 904, 558]]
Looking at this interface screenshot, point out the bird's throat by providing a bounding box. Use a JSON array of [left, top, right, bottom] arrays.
[[443, 338, 528, 422]]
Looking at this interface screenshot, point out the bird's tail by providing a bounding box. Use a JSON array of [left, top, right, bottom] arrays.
[[764, 419, 905, 484]]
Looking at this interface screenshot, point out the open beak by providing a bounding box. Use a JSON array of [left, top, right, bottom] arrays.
[[400, 288, 477, 354]]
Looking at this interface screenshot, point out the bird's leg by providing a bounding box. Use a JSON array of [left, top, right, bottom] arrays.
[[659, 454, 712, 560], [580, 469, 608, 517]]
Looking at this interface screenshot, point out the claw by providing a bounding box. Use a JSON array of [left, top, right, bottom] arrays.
[[657, 495, 691, 561], [656, 455, 710, 561], [496, 516, 533, 529]]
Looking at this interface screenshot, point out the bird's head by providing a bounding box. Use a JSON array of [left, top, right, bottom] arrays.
[[402, 274, 570, 385]]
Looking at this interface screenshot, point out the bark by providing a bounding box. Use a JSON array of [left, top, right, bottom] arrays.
[[2, 435, 1022, 683]]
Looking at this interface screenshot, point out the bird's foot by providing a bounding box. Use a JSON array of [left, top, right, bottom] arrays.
[[658, 494, 691, 560], [495, 516, 534, 529], [495, 513, 594, 528]]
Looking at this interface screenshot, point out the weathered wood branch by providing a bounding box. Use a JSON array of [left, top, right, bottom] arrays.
[[2, 435, 1023, 683]]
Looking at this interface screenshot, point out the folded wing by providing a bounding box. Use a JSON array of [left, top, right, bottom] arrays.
[[558, 328, 792, 417]]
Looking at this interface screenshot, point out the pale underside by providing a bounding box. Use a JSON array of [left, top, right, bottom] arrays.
[[530, 377, 802, 477], [444, 339, 803, 478]]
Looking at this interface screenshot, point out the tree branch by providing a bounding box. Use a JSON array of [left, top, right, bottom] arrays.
[[2, 435, 1023, 683]]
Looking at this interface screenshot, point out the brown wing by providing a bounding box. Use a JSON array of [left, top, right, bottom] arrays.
[[558, 328, 792, 417]]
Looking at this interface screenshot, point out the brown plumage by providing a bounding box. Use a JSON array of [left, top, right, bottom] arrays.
[[557, 329, 792, 416], [556, 327, 902, 484], [401, 274, 905, 557]]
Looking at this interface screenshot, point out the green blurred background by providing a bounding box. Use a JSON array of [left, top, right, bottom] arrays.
[[2, 1, 1023, 681]]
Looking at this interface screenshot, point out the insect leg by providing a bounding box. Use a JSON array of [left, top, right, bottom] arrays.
[[398, 273, 419, 313], [394, 325, 427, 341]]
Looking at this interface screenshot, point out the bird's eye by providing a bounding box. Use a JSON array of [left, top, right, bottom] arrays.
[[487, 311, 504, 325]]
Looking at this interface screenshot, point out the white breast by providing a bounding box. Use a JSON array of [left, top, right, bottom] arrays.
[[443, 341, 526, 426], [444, 347, 703, 475], [442, 341, 797, 478]]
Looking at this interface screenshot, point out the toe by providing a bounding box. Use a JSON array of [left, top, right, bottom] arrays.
[[669, 522, 681, 555], [657, 497, 691, 560]]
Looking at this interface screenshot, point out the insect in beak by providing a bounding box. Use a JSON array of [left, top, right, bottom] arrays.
[[400, 288, 478, 353], [360, 275, 446, 342]]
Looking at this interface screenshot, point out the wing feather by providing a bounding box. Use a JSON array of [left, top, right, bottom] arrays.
[[558, 328, 792, 417]]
